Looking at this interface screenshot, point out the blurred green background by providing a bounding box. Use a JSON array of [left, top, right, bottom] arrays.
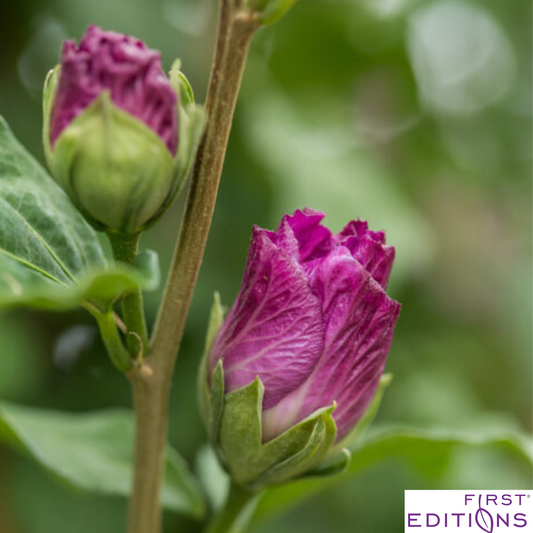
[[0, 0, 531, 531]]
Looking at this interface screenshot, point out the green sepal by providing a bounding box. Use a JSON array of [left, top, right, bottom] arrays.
[[218, 376, 337, 491], [209, 361, 227, 469], [170, 60, 195, 106], [49, 90, 176, 233], [303, 447, 352, 478], [42, 65, 60, 165], [198, 293, 226, 431], [253, 403, 337, 488], [148, 60, 206, 222]]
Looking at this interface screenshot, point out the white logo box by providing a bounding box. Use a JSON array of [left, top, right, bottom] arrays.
[[405, 490, 532, 532]]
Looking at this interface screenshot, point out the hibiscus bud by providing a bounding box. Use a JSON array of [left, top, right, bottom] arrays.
[[43, 25, 204, 234], [199, 209, 401, 490]]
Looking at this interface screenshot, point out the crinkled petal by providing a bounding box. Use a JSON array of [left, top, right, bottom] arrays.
[[278, 208, 335, 263], [341, 235, 395, 288], [264, 217, 300, 260], [263, 247, 400, 441], [209, 227, 325, 410], [337, 219, 394, 287], [339, 219, 386, 244]]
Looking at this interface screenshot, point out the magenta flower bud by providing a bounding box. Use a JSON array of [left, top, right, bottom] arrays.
[[43, 26, 205, 234], [208, 209, 400, 444]]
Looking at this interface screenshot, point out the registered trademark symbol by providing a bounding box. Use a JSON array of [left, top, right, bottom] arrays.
[[528, 494, 531, 498]]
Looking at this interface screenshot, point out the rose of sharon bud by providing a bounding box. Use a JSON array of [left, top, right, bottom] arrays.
[[199, 209, 400, 490], [43, 25, 204, 234]]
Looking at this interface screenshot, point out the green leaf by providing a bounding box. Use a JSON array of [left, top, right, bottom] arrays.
[[0, 116, 158, 310], [0, 253, 159, 311], [248, 425, 533, 528], [0, 402, 205, 518], [0, 116, 105, 281]]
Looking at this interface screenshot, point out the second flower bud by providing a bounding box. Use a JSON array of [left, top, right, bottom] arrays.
[[43, 25, 205, 235]]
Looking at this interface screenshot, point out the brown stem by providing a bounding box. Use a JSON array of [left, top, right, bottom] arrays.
[[127, 366, 168, 533], [149, 6, 259, 372], [204, 482, 256, 533], [126, 3, 259, 533]]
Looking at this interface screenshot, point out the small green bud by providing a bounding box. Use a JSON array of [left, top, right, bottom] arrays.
[[43, 26, 205, 235]]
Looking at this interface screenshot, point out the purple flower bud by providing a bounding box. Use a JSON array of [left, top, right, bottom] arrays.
[[50, 25, 178, 155], [209, 208, 400, 442]]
